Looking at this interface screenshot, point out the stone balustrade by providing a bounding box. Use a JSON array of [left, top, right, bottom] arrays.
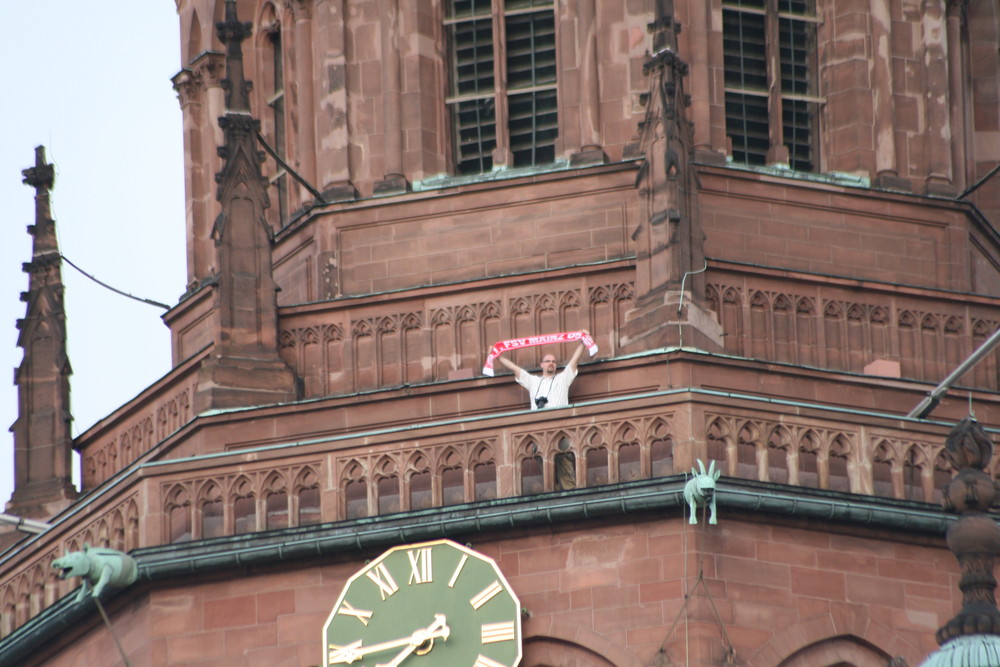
[[1, 387, 982, 638]]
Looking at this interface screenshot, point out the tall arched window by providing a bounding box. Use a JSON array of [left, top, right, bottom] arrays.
[[445, 0, 558, 174], [723, 0, 820, 170]]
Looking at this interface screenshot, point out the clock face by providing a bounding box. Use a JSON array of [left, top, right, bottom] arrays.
[[323, 539, 522, 667]]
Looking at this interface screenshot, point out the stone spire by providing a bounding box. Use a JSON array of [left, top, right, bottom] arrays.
[[920, 417, 1000, 666], [7, 146, 77, 519], [620, 0, 723, 354], [194, 0, 299, 412]]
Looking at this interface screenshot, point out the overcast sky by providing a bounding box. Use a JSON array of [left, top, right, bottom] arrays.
[[0, 3, 185, 510]]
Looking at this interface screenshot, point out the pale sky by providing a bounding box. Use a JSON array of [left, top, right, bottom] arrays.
[[0, 3, 185, 511]]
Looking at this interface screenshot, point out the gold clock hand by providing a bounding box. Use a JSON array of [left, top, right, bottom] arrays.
[[328, 634, 414, 663], [374, 614, 450, 667], [328, 639, 364, 663]]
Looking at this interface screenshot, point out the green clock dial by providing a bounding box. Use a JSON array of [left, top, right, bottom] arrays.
[[323, 539, 522, 667]]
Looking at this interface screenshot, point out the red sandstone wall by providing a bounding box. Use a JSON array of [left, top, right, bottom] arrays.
[[271, 167, 639, 303], [699, 169, 976, 293], [27, 516, 949, 666]]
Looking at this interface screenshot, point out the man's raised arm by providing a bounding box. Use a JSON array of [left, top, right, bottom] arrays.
[[497, 355, 524, 379], [566, 329, 590, 373]]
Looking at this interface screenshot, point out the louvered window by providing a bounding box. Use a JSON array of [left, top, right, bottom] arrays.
[[446, 0, 558, 175], [723, 0, 820, 171]]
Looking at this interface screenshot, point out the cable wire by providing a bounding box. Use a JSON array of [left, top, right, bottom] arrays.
[[95, 597, 132, 667], [60, 254, 171, 310]]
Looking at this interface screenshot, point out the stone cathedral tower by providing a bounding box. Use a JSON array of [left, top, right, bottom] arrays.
[[3, 2, 1000, 666]]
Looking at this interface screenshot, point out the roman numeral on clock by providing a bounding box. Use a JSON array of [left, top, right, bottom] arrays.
[[473, 655, 509, 667], [480, 621, 516, 643], [448, 554, 469, 588], [366, 562, 399, 600], [407, 547, 433, 584], [469, 580, 503, 610], [336, 599, 373, 626]]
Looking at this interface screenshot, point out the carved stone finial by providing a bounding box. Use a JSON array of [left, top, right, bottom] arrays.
[[935, 418, 1000, 645], [945, 417, 994, 473], [7, 146, 77, 520], [619, 0, 723, 354], [196, 0, 299, 413], [22, 145, 54, 192], [216, 0, 253, 112]]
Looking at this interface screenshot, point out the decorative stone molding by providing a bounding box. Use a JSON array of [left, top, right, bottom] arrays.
[[706, 279, 1000, 391], [0, 492, 140, 638]]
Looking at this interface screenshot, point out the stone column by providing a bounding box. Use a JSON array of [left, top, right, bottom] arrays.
[[871, 0, 910, 191], [290, 0, 320, 204], [570, 0, 606, 166], [314, 0, 357, 200], [764, 0, 789, 165], [923, 0, 954, 194], [946, 0, 968, 193], [174, 52, 226, 287], [683, 0, 724, 163], [374, 0, 409, 195]]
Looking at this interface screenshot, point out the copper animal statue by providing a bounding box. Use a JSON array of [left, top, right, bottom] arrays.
[[52, 544, 138, 603], [684, 459, 721, 525]]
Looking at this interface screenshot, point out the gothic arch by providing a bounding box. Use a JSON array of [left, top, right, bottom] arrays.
[[342, 459, 369, 519], [439, 445, 466, 470], [559, 289, 582, 309], [2, 586, 15, 636], [523, 638, 617, 667], [795, 296, 816, 315], [522, 617, 640, 667], [229, 474, 256, 500], [747, 605, 923, 667], [471, 441, 498, 500], [846, 303, 866, 322], [377, 315, 398, 335], [648, 417, 674, 477], [165, 483, 193, 543], [776, 635, 895, 667], [231, 474, 258, 534], [737, 420, 763, 480], [471, 440, 496, 462], [766, 425, 793, 484], [125, 499, 140, 551], [352, 319, 374, 338], [263, 470, 287, 494], [511, 296, 532, 316], [374, 455, 401, 514], [536, 293, 556, 313], [301, 326, 320, 346], [263, 470, 290, 530], [457, 305, 477, 324], [871, 439, 897, 498], [704, 283, 720, 312]]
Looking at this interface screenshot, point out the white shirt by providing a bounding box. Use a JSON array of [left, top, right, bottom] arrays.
[[516, 366, 578, 410]]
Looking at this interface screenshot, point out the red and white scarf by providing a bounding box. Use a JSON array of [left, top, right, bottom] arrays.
[[482, 331, 598, 376]]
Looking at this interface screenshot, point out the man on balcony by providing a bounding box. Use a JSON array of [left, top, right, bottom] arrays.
[[496, 331, 589, 411]]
